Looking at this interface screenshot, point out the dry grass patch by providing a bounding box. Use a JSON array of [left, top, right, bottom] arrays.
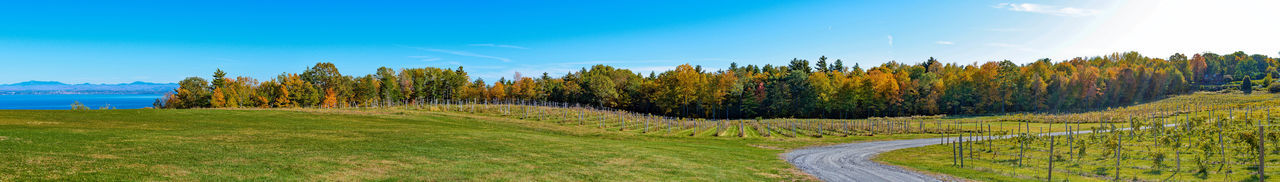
[[24, 121, 62, 125], [313, 156, 413, 180], [87, 154, 120, 159]]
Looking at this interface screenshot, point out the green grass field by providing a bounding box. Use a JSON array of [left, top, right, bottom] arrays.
[[0, 108, 935, 181], [6, 93, 1271, 181]]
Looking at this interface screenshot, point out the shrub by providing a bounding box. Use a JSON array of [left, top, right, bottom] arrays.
[[1270, 83, 1280, 93], [70, 101, 90, 110], [1240, 76, 1253, 94]]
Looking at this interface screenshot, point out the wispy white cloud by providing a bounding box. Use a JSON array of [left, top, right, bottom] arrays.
[[468, 43, 529, 49], [935, 41, 954, 45], [887, 35, 894, 47], [994, 3, 1099, 17], [404, 46, 512, 62], [407, 56, 442, 62]]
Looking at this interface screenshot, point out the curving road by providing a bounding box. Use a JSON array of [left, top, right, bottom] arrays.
[[785, 137, 951, 182], [784, 126, 1140, 182]]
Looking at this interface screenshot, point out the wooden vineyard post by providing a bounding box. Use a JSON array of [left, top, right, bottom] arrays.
[[642, 114, 649, 133], [987, 124, 993, 159], [560, 103, 568, 123], [942, 122, 952, 144], [790, 120, 797, 138], [1174, 113, 1182, 181], [1049, 133, 1055, 182], [816, 122, 823, 138], [1224, 110, 1231, 182], [1018, 123, 1024, 167], [937, 119, 943, 141], [968, 132, 974, 159], [541, 102, 549, 121], [738, 121, 745, 137], [872, 119, 877, 136], [977, 120, 984, 155], [890, 120, 895, 134], [711, 120, 721, 137], [1153, 116, 1162, 173], [951, 128, 956, 166], [1067, 126, 1074, 162], [898, 120, 903, 134], [1115, 123, 1122, 181], [953, 128, 959, 167], [1253, 108, 1267, 182], [843, 120, 850, 137], [689, 119, 697, 137], [597, 109, 605, 129], [997, 121, 1005, 160], [666, 117, 672, 134], [960, 130, 965, 168], [1219, 111, 1226, 175], [576, 108, 584, 125], [1258, 122, 1265, 181], [981, 124, 987, 157]]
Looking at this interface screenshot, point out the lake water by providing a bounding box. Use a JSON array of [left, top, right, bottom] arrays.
[[0, 94, 164, 110]]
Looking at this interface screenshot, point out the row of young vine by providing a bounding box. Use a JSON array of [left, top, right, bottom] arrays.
[[375, 98, 981, 137], [945, 104, 1279, 181]]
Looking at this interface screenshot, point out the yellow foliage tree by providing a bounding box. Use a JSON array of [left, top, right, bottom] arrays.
[[867, 69, 900, 110], [211, 88, 226, 108], [489, 81, 507, 100], [322, 87, 338, 108], [274, 85, 291, 108], [513, 77, 538, 100], [808, 72, 835, 103], [654, 64, 707, 115]]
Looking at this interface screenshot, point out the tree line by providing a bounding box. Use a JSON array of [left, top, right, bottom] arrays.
[[157, 51, 1280, 119]]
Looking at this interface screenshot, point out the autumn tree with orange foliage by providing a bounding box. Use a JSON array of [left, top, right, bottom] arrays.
[[166, 51, 1278, 119]]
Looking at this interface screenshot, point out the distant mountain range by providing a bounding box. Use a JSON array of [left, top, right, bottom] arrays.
[[0, 81, 177, 95]]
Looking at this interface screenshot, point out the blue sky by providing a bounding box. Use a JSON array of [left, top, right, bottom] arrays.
[[1, 0, 1276, 84]]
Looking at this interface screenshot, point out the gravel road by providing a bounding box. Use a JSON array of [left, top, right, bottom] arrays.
[[784, 126, 1135, 182], [785, 137, 949, 182]]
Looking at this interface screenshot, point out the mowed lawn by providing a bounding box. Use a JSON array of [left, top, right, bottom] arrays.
[[0, 109, 816, 181]]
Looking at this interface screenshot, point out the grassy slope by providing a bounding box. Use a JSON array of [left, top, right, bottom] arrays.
[[0, 108, 926, 181], [7, 93, 1251, 181]]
